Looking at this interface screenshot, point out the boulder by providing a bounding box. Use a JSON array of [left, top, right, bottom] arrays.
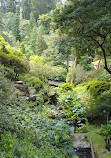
[[48, 80, 65, 87], [14, 81, 29, 97], [73, 133, 90, 149], [28, 94, 36, 102], [48, 92, 57, 104]]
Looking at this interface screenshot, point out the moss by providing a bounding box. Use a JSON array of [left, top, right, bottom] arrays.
[[59, 83, 73, 90], [86, 81, 111, 98], [85, 125, 108, 156]]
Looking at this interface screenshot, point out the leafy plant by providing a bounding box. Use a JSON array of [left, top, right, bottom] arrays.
[[28, 77, 43, 92], [59, 83, 73, 91], [98, 124, 111, 139], [86, 81, 111, 98]]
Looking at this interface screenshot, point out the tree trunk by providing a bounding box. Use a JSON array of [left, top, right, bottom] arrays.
[[100, 45, 111, 74], [66, 55, 69, 72], [74, 56, 78, 68]]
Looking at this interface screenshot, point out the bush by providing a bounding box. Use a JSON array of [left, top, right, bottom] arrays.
[[50, 66, 67, 82], [66, 64, 86, 84], [0, 35, 29, 79], [0, 53, 29, 76], [85, 90, 111, 121], [0, 72, 12, 102], [28, 77, 43, 92], [86, 81, 111, 98], [59, 83, 73, 91], [29, 55, 67, 82], [0, 65, 16, 80], [96, 68, 111, 82]]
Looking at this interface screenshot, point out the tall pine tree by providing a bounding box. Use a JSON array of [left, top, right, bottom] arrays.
[[6, 0, 16, 13], [36, 27, 47, 56], [12, 7, 21, 41], [22, 0, 31, 20]]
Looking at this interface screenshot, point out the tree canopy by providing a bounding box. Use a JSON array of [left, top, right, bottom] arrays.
[[52, 0, 111, 74]]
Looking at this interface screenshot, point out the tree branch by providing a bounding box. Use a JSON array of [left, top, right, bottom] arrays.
[[88, 36, 111, 74]]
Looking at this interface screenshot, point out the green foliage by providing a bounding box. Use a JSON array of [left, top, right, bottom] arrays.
[[36, 30, 47, 55], [96, 68, 111, 82], [0, 132, 38, 158], [28, 77, 43, 92], [0, 65, 16, 80], [29, 55, 67, 82], [5, 0, 16, 13], [57, 89, 86, 123], [38, 13, 51, 34], [22, 0, 31, 20], [60, 83, 73, 91], [50, 66, 67, 81], [86, 125, 106, 155], [0, 71, 12, 102], [42, 39, 65, 66], [31, 0, 57, 22], [66, 64, 86, 85], [25, 26, 38, 53], [0, 11, 3, 31], [52, 0, 111, 74], [2, 12, 14, 31], [74, 81, 111, 122], [86, 81, 111, 98], [0, 53, 28, 75], [98, 124, 111, 138], [103, 155, 111, 158], [0, 35, 24, 57], [19, 19, 30, 39], [0, 99, 76, 158], [12, 13, 21, 41], [20, 42, 26, 54], [80, 56, 93, 71], [85, 89, 111, 121], [0, 35, 29, 78]]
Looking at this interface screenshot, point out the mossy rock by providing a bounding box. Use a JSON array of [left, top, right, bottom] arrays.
[[86, 81, 111, 98]]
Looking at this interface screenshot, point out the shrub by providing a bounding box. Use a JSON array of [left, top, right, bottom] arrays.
[[98, 124, 111, 138], [0, 65, 16, 80], [29, 55, 67, 82], [66, 64, 86, 84], [0, 35, 29, 79], [0, 53, 29, 76], [85, 90, 111, 121], [50, 66, 67, 82], [86, 81, 111, 98], [0, 72, 12, 102], [96, 68, 111, 82], [59, 83, 73, 91], [28, 77, 43, 92]]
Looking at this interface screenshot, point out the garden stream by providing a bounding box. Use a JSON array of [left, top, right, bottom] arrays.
[[56, 103, 92, 158]]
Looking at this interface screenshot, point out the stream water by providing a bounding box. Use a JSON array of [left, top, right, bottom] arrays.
[[56, 104, 92, 158]]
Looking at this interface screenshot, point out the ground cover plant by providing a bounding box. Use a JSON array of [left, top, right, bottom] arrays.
[[0, 97, 78, 158], [56, 86, 86, 125]]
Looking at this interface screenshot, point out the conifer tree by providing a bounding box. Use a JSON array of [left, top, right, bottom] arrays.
[[6, 0, 16, 13], [22, 0, 31, 20], [12, 7, 21, 41], [36, 28, 47, 56]]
